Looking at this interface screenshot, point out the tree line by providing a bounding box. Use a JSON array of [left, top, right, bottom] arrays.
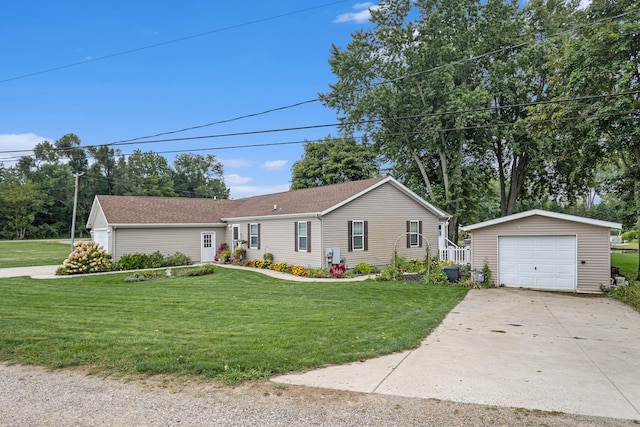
[[0, 134, 229, 240]]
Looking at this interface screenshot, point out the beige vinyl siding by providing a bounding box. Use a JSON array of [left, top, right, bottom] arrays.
[[233, 218, 323, 267], [469, 216, 611, 293], [324, 182, 440, 269], [112, 227, 223, 262], [92, 210, 108, 229]]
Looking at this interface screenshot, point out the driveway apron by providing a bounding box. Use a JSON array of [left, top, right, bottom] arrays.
[[273, 288, 640, 421]]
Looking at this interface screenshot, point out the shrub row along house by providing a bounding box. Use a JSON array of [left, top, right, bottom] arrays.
[[86, 177, 452, 271]]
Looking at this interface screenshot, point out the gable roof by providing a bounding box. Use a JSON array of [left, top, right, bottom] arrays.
[[86, 176, 449, 228], [462, 209, 622, 232], [222, 176, 449, 220]]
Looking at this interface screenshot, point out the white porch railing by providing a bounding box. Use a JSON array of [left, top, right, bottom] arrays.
[[439, 238, 470, 265]]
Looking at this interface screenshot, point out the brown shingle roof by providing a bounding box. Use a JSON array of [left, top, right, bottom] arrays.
[[223, 177, 386, 218], [95, 195, 233, 224], [92, 177, 425, 225]]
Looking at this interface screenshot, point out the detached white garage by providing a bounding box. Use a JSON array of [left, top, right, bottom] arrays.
[[462, 210, 621, 293]]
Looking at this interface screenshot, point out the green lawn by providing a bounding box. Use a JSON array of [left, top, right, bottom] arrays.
[[0, 267, 467, 384], [0, 240, 71, 268], [611, 252, 639, 279]]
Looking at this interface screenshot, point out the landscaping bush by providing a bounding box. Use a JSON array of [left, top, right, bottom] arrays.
[[113, 251, 192, 271], [330, 263, 346, 278], [263, 252, 274, 262], [172, 264, 217, 277], [56, 241, 112, 275], [233, 247, 246, 262], [621, 229, 638, 241], [124, 271, 165, 283], [353, 262, 375, 275], [165, 252, 192, 266], [215, 243, 230, 261]]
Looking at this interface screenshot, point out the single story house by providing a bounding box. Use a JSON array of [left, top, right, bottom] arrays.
[[461, 210, 622, 293], [86, 177, 452, 269]]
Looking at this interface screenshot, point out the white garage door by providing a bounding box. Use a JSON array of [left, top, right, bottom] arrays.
[[92, 228, 109, 252], [498, 235, 576, 290]]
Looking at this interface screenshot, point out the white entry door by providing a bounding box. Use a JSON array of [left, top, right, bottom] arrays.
[[498, 235, 576, 291], [201, 232, 216, 262], [92, 228, 109, 252]]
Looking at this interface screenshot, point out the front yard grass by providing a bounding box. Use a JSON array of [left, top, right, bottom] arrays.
[[0, 267, 467, 384], [0, 240, 70, 268]]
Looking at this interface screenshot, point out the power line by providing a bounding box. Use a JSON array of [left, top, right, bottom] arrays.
[[1, 89, 637, 157], [0, 0, 350, 84], [74, 5, 640, 147]]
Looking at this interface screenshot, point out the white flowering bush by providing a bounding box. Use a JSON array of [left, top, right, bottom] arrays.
[[56, 241, 112, 275]]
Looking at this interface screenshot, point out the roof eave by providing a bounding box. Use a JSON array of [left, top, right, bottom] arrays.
[[98, 223, 227, 229], [222, 212, 322, 222], [462, 209, 622, 231]]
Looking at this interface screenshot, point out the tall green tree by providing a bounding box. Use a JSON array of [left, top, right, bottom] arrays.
[[290, 135, 380, 190], [536, 0, 639, 278], [173, 153, 230, 199], [0, 179, 44, 239], [321, 0, 491, 241], [126, 150, 176, 197]]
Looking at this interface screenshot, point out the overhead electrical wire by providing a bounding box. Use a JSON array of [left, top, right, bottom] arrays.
[[1, 5, 637, 162], [0, 0, 350, 84], [0, 89, 637, 159], [101, 5, 640, 145]]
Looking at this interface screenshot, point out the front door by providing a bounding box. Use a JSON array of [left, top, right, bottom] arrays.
[[232, 224, 240, 249], [201, 232, 215, 262]]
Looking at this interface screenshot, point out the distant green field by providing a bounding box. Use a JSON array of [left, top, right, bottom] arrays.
[[611, 252, 638, 279], [0, 241, 70, 268]]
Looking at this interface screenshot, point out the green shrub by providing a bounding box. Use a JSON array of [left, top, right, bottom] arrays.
[[621, 230, 638, 241], [113, 251, 192, 271], [353, 262, 375, 274], [165, 252, 192, 266], [175, 263, 217, 277], [482, 260, 493, 287], [124, 271, 165, 283], [263, 252, 274, 262], [602, 280, 640, 312], [426, 263, 449, 286], [56, 241, 112, 275]]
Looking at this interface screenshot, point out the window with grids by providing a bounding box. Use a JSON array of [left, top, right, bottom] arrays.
[[249, 223, 259, 249], [297, 221, 307, 251], [203, 234, 212, 248], [410, 220, 419, 247], [352, 220, 364, 250]]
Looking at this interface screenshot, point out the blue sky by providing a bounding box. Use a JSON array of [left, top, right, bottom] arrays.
[[0, 1, 379, 198]]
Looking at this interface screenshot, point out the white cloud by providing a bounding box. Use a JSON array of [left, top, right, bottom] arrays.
[[261, 160, 288, 171], [222, 158, 251, 168], [334, 2, 379, 24], [0, 133, 49, 165], [230, 184, 290, 199], [224, 174, 253, 186]]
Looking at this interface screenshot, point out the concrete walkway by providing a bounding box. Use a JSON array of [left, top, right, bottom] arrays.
[[273, 288, 640, 421], [0, 265, 60, 279]]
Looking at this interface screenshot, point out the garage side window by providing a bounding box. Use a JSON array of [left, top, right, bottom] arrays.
[[249, 223, 260, 249]]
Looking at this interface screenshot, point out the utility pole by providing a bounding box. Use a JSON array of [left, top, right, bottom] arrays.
[[70, 172, 84, 252]]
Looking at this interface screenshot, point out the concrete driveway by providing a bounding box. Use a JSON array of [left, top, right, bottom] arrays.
[[273, 288, 640, 421]]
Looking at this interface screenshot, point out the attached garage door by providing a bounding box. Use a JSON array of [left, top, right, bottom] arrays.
[[498, 235, 576, 290]]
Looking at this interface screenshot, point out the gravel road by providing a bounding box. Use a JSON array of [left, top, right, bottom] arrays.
[[0, 364, 635, 426]]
